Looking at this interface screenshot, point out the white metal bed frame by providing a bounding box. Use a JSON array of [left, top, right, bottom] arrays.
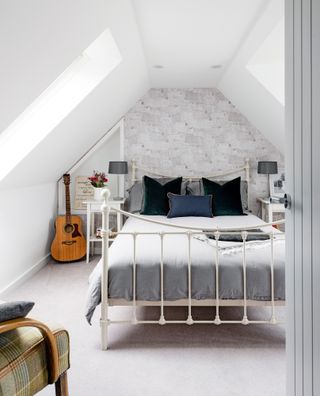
[[99, 160, 285, 350]]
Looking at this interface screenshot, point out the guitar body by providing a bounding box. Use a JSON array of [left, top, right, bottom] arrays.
[[51, 215, 86, 262], [51, 174, 86, 262]]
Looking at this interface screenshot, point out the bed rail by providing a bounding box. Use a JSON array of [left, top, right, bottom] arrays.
[[100, 189, 285, 350]]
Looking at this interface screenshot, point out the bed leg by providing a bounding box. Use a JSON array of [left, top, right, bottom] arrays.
[[101, 319, 108, 350]]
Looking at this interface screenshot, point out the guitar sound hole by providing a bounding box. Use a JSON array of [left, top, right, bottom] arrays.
[[64, 223, 75, 234]]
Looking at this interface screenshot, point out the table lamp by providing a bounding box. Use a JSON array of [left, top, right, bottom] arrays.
[[257, 161, 278, 199], [108, 161, 128, 200]]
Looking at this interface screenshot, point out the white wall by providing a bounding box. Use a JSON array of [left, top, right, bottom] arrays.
[[124, 88, 284, 214], [0, 183, 57, 293]]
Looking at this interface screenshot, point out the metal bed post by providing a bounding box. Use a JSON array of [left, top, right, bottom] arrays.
[[214, 230, 221, 325], [186, 232, 194, 325], [132, 232, 138, 324], [159, 232, 166, 325], [270, 229, 277, 324], [101, 189, 110, 350], [245, 159, 250, 210], [241, 231, 249, 325]]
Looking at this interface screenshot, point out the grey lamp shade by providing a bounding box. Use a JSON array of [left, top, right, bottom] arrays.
[[257, 161, 278, 175], [108, 161, 128, 175]]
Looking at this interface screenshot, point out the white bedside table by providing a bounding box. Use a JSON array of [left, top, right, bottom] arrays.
[[257, 197, 285, 223], [84, 199, 125, 263]]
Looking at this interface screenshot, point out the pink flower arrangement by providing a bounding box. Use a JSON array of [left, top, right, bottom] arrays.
[[88, 171, 108, 188]]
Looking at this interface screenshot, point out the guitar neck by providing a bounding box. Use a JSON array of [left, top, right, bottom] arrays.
[[64, 180, 71, 224]]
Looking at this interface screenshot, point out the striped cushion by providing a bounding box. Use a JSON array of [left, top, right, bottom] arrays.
[[0, 325, 69, 396]]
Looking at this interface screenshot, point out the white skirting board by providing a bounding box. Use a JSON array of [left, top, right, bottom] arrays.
[[0, 253, 51, 296]]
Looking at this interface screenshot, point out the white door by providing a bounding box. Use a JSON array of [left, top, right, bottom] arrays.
[[286, 0, 320, 394]]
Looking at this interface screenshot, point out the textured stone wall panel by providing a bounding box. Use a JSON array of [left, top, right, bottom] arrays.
[[124, 88, 284, 215]]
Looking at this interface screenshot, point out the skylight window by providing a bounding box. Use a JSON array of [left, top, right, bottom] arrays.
[[0, 29, 122, 182], [246, 18, 284, 105]]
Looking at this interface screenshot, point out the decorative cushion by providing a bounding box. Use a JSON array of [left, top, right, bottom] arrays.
[[202, 177, 245, 216], [126, 177, 249, 213], [141, 176, 183, 215], [0, 325, 70, 395], [126, 178, 187, 213], [126, 182, 144, 213], [167, 193, 213, 218], [185, 180, 202, 196], [0, 301, 34, 323], [186, 179, 248, 211]]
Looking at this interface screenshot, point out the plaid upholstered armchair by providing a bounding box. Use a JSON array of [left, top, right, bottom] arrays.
[[0, 318, 70, 395]]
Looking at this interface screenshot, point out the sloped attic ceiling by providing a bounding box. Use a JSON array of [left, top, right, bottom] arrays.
[[0, 0, 149, 189], [0, 0, 284, 190], [217, 0, 284, 152]]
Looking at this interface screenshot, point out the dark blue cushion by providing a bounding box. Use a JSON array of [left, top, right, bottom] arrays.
[[167, 193, 213, 218], [141, 176, 183, 215], [202, 177, 245, 216]]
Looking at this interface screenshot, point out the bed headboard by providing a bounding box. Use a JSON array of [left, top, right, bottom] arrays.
[[131, 158, 250, 210], [130, 159, 251, 209], [131, 159, 250, 183]]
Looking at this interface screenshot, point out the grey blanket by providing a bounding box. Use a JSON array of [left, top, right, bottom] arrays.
[[207, 229, 270, 242], [85, 215, 285, 323]]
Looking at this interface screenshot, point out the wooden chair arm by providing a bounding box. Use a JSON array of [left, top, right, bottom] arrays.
[[0, 317, 59, 383]]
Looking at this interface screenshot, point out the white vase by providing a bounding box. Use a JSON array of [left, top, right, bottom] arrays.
[[94, 187, 104, 201]]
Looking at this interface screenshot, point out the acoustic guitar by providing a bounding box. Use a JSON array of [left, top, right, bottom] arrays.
[[51, 174, 86, 262]]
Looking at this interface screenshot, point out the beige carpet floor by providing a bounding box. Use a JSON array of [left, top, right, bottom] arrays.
[[3, 258, 286, 396]]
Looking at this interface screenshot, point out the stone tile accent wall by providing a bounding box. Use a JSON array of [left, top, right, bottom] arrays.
[[124, 88, 284, 215]]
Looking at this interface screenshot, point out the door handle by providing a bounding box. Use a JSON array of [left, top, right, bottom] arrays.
[[284, 193, 292, 209]]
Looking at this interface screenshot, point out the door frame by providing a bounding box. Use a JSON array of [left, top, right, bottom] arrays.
[[286, 0, 320, 394]]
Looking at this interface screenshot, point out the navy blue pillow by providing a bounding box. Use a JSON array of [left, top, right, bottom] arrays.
[[167, 193, 213, 218]]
